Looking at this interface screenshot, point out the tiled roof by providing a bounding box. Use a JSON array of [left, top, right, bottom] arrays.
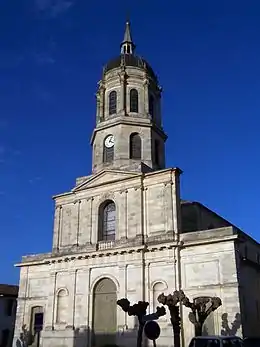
[[0, 284, 19, 297]]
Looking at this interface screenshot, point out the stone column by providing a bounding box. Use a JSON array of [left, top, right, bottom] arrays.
[[44, 272, 57, 330], [119, 70, 126, 114], [52, 205, 62, 251], [143, 79, 149, 115], [99, 85, 105, 120], [95, 92, 101, 124]]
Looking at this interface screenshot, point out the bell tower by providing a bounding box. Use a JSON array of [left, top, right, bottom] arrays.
[[91, 21, 167, 173]]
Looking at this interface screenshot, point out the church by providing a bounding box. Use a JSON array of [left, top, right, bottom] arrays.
[[13, 21, 260, 347]]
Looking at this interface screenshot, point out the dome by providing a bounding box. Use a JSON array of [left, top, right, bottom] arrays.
[[103, 54, 158, 82]]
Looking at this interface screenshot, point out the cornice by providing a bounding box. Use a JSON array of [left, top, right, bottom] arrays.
[[15, 233, 236, 268], [15, 241, 182, 268]]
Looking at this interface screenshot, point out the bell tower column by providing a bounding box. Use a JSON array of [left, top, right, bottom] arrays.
[[143, 79, 149, 115], [119, 68, 127, 115], [99, 82, 105, 121], [95, 92, 100, 124]]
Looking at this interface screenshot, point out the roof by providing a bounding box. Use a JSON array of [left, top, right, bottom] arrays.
[[103, 54, 158, 82], [0, 284, 19, 297], [122, 21, 133, 44]]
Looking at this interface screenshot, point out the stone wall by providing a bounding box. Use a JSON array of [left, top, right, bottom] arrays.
[[51, 168, 181, 253], [235, 236, 260, 337], [14, 227, 246, 347], [181, 238, 241, 346]]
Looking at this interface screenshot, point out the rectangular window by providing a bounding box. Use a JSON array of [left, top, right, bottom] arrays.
[[5, 299, 13, 316], [1, 329, 10, 347]]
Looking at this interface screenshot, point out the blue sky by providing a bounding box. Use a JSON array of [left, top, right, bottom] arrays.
[[1, 0, 260, 284]]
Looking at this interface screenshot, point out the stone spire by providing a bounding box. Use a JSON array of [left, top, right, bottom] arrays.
[[120, 20, 135, 54]]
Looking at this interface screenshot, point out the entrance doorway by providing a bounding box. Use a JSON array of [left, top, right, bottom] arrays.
[[92, 278, 117, 347]]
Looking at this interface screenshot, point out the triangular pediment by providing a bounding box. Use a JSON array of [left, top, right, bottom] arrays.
[[72, 169, 141, 192]]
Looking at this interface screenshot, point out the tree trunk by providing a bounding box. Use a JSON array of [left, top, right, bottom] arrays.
[[195, 323, 203, 337], [137, 317, 144, 347], [171, 318, 181, 347]]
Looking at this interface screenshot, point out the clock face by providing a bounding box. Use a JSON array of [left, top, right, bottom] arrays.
[[105, 135, 115, 148]]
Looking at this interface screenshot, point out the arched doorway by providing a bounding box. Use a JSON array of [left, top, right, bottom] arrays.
[[92, 278, 117, 347]]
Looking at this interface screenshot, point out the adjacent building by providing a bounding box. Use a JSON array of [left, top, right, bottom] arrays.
[[0, 284, 18, 347], [13, 21, 260, 347]]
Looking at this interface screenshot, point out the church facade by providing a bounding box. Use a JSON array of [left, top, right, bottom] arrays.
[[13, 22, 260, 347]]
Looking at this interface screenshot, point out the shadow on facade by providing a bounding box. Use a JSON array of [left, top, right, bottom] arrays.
[[221, 313, 241, 336], [73, 327, 134, 347], [73, 327, 166, 347]]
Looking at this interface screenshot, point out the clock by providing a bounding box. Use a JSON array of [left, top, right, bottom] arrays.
[[105, 135, 115, 148]]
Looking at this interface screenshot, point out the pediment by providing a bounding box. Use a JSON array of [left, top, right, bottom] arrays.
[[72, 169, 140, 192]]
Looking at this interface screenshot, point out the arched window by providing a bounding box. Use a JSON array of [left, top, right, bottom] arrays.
[[154, 140, 160, 166], [99, 201, 116, 241], [149, 94, 154, 118], [109, 91, 117, 115], [130, 133, 141, 159], [130, 89, 139, 113], [56, 289, 68, 324], [30, 306, 44, 337], [103, 137, 114, 163], [153, 282, 167, 311]]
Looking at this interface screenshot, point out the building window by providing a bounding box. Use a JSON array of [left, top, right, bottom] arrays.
[[1, 329, 10, 347], [5, 299, 13, 316], [149, 94, 154, 118], [56, 289, 68, 324], [109, 91, 117, 115], [103, 140, 114, 163], [130, 89, 138, 113], [154, 140, 160, 166], [99, 201, 116, 241], [30, 306, 44, 335], [153, 282, 167, 312], [130, 133, 141, 159]]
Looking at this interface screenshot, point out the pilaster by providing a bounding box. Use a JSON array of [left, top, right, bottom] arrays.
[[118, 265, 127, 328], [44, 272, 57, 330], [95, 92, 101, 124], [78, 198, 93, 246], [164, 182, 174, 234], [52, 205, 62, 251], [66, 270, 77, 329], [172, 170, 182, 239], [119, 69, 126, 115], [99, 84, 105, 121], [119, 189, 128, 239], [143, 79, 149, 114]]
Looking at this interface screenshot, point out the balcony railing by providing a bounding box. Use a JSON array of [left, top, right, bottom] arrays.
[[97, 240, 115, 251]]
